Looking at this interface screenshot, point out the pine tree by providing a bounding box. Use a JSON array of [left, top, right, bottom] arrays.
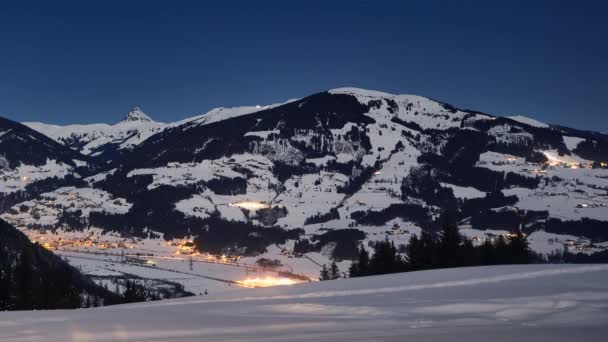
[[319, 264, 330, 281], [406, 231, 436, 270], [14, 249, 35, 310], [0, 268, 11, 310], [348, 261, 359, 278], [369, 239, 406, 275], [508, 232, 532, 264], [329, 261, 340, 280], [438, 224, 463, 268], [494, 235, 509, 264], [460, 238, 477, 266], [349, 246, 370, 277], [93, 295, 101, 307], [122, 281, 147, 303], [480, 238, 496, 265]]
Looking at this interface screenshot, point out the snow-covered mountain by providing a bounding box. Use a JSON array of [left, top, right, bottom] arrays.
[[120, 106, 154, 123], [23, 103, 296, 163], [507, 115, 550, 128], [5, 87, 608, 273], [0, 116, 94, 212], [23, 107, 166, 161]]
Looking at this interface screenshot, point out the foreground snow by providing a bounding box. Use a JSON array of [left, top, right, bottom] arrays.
[[1, 265, 608, 341]]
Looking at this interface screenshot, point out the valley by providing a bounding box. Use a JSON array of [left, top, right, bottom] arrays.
[[22, 228, 315, 296]]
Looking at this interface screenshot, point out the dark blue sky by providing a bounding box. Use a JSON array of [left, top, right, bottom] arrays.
[[1, 1, 606, 130]]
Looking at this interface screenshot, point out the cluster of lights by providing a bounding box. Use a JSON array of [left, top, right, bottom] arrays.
[[28, 234, 134, 251], [542, 152, 591, 169], [228, 201, 271, 210], [236, 276, 302, 288], [177, 241, 196, 255], [166, 240, 242, 264], [502, 232, 527, 238], [169, 240, 205, 257]]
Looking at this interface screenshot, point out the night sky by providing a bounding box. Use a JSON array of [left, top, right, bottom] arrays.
[[1, 0, 606, 131]]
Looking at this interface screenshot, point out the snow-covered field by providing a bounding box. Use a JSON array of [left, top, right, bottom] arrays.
[[1, 264, 607, 341], [477, 150, 608, 222]]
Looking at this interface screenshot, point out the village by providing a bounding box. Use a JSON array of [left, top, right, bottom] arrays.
[[21, 228, 312, 292]]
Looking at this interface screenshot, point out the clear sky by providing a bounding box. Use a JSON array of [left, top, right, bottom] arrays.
[[0, 0, 606, 131]]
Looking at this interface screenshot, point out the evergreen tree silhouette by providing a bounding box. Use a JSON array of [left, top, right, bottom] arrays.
[[349, 246, 370, 277], [438, 224, 463, 268], [14, 249, 35, 310], [508, 232, 532, 264], [330, 260, 340, 279], [319, 264, 330, 281], [369, 239, 406, 275]]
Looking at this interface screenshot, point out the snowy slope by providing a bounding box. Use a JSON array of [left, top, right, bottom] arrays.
[[330, 87, 473, 130], [170, 99, 297, 128], [0, 116, 88, 206], [1, 265, 607, 341], [24, 107, 166, 159], [507, 115, 550, 128]]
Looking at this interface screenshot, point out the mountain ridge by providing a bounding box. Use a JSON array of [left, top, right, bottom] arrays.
[[20, 87, 574, 141], [3, 88, 608, 275]]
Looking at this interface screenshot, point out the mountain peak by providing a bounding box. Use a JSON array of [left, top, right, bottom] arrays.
[[120, 107, 153, 124]]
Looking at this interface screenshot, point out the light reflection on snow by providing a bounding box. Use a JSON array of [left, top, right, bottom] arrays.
[[236, 276, 302, 288], [228, 201, 271, 210]]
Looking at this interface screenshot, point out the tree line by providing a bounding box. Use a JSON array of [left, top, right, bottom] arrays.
[[0, 247, 176, 311], [0, 247, 117, 311], [320, 225, 537, 280], [0, 216, 182, 311]]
